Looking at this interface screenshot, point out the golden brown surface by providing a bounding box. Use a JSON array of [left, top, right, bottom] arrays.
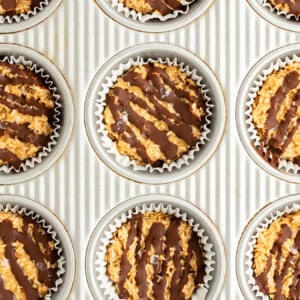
[[105, 212, 205, 300], [0, 61, 55, 169], [0, 211, 58, 300], [269, 0, 300, 16], [103, 62, 205, 167], [252, 62, 300, 166], [118, 0, 185, 16], [253, 211, 300, 299], [0, 0, 42, 15]]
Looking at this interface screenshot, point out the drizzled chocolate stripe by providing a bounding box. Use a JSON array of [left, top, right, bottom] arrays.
[[0, 121, 50, 146], [118, 215, 143, 299], [274, 0, 300, 15], [106, 63, 204, 166], [0, 148, 22, 168], [255, 224, 300, 300], [256, 71, 300, 167], [145, 0, 183, 15], [0, 0, 43, 15], [115, 214, 205, 300], [0, 277, 14, 300], [265, 71, 299, 131], [0, 216, 58, 300], [0, 88, 54, 121]]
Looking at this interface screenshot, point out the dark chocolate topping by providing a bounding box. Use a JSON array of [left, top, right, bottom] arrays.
[[0, 215, 58, 299], [255, 70, 300, 167], [112, 213, 205, 300], [106, 63, 204, 166], [0, 0, 43, 15], [143, 0, 184, 16], [274, 0, 300, 15], [0, 277, 14, 300], [255, 223, 300, 300], [0, 61, 55, 169]]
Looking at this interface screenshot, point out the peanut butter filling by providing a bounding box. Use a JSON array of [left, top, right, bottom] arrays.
[[105, 212, 206, 300], [103, 62, 205, 167]]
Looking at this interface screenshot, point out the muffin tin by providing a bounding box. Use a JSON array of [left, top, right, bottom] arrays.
[[1, 0, 300, 299]]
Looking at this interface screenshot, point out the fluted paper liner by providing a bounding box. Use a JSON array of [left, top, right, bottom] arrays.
[[95, 203, 215, 300], [0, 203, 66, 299], [245, 54, 300, 175], [108, 0, 195, 23], [0, 55, 61, 174], [95, 57, 213, 173], [259, 0, 300, 21], [244, 202, 300, 299]]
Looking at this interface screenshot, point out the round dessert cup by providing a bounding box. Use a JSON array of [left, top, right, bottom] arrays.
[[0, 194, 75, 299], [93, 0, 215, 33], [236, 43, 300, 184], [85, 194, 226, 300], [0, 43, 74, 185], [85, 43, 226, 185], [0, 0, 64, 34], [236, 193, 300, 299], [245, 0, 300, 32]]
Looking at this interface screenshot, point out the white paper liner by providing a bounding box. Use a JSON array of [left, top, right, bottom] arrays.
[[245, 54, 300, 175], [0, 203, 66, 299], [259, 0, 300, 21], [95, 203, 215, 300], [109, 0, 195, 23], [0, 1, 49, 24], [95, 57, 213, 173], [0, 55, 61, 174], [244, 202, 300, 299]]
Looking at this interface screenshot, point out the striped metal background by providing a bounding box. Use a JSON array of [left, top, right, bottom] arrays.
[[0, 0, 299, 298]]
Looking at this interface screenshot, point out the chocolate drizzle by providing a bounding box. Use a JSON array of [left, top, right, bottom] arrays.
[[0, 277, 14, 300], [255, 223, 300, 300], [0, 61, 55, 169], [0, 0, 43, 15], [140, 0, 184, 16], [273, 0, 300, 15], [110, 213, 205, 300], [105, 63, 205, 166], [0, 214, 58, 299], [255, 70, 300, 167]]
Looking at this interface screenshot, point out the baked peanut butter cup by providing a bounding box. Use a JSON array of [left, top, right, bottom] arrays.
[[0, 61, 56, 170], [0, 210, 59, 299], [103, 62, 206, 168], [252, 62, 300, 168], [105, 211, 206, 300], [253, 211, 300, 300]]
